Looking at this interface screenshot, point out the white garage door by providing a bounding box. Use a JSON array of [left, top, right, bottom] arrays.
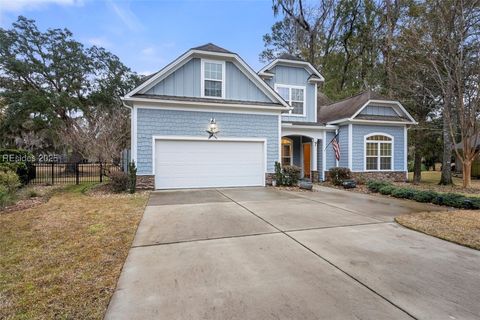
[[154, 138, 265, 189]]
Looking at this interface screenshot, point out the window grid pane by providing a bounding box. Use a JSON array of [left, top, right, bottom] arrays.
[[380, 157, 392, 170], [366, 143, 378, 156], [367, 135, 392, 141], [380, 143, 392, 156], [204, 62, 222, 80], [204, 80, 222, 97], [366, 157, 378, 170], [291, 88, 304, 102], [291, 101, 304, 114]]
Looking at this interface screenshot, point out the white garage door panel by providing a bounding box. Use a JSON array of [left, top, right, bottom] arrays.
[[155, 139, 265, 189]]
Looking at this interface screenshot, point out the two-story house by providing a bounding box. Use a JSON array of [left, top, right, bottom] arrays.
[[123, 43, 416, 189]]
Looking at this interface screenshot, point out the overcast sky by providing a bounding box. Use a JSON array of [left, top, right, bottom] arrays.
[[0, 0, 279, 75]]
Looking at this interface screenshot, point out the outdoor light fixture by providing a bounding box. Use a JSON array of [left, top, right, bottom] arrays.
[[206, 118, 219, 139]]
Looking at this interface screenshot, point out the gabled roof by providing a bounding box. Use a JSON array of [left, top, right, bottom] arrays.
[[317, 91, 417, 124], [124, 43, 291, 110], [277, 53, 305, 61], [258, 55, 324, 82], [191, 43, 233, 54]]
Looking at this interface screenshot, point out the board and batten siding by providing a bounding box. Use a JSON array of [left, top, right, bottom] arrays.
[[265, 65, 316, 123], [145, 59, 271, 103], [325, 131, 337, 170], [135, 108, 279, 175], [351, 124, 406, 172], [338, 126, 349, 168]]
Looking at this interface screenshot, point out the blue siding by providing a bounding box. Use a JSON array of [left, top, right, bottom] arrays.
[[136, 108, 279, 174], [351, 125, 406, 171], [145, 59, 272, 103], [146, 58, 201, 97], [338, 126, 349, 168], [265, 65, 316, 123], [225, 62, 271, 102], [325, 131, 337, 170], [360, 105, 397, 117]]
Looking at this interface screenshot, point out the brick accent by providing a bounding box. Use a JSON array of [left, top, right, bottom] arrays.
[[324, 171, 407, 183], [136, 175, 155, 189], [311, 170, 319, 182], [265, 173, 275, 186]]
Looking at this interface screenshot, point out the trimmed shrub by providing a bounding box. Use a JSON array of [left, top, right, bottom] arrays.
[[274, 161, 283, 186], [282, 165, 301, 186], [0, 170, 21, 194], [108, 171, 129, 193], [379, 185, 395, 195], [391, 187, 416, 199], [412, 190, 438, 203], [366, 180, 392, 193], [128, 161, 137, 194], [329, 167, 352, 186]]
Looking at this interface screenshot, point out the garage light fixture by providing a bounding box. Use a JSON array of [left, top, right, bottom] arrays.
[[206, 118, 219, 139]]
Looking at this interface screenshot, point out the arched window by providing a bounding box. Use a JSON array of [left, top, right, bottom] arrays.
[[365, 134, 393, 171], [281, 137, 293, 166]]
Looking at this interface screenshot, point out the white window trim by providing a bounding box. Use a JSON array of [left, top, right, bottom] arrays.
[[281, 137, 293, 166], [274, 84, 306, 117], [200, 59, 226, 99], [363, 133, 394, 172]]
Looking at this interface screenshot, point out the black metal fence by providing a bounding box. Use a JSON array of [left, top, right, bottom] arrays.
[[27, 162, 122, 185]]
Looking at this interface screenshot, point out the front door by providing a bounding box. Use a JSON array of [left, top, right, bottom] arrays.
[[303, 143, 311, 179]]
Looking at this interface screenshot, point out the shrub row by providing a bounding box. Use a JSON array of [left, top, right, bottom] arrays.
[[329, 167, 352, 186], [0, 170, 21, 208], [367, 180, 480, 209], [274, 162, 301, 186]]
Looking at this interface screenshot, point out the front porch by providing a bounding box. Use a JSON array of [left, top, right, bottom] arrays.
[[281, 134, 323, 182]]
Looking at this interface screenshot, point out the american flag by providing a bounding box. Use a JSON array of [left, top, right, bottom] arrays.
[[332, 137, 340, 161]]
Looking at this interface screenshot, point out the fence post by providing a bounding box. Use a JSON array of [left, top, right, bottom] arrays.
[[75, 163, 79, 185], [51, 162, 54, 185], [100, 162, 103, 183]]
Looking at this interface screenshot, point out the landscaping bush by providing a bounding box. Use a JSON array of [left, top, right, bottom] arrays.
[[366, 180, 392, 192], [274, 161, 283, 186], [329, 167, 352, 186], [282, 165, 301, 186], [391, 187, 416, 199], [108, 171, 129, 193], [412, 190, 438, 203], [128, 161, 137, 194], [0, 170, 21, 194], [379, 185, 395, 195], [0, 149, 35, 185]]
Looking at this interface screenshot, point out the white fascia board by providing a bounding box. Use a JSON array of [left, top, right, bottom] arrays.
[[127, 97, 285, 115], [258, 59, 325, 81], [351, 99, 418, 124], [281, 123, 338, 130]]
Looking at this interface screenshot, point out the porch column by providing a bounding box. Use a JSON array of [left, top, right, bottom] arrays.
[[312, 139, 318, 171]]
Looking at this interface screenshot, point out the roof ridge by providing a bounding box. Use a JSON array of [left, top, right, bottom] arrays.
[[326, 90, 372, 106]]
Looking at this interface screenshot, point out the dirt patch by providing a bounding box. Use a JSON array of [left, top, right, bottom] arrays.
[[396, 210, 480, 250]]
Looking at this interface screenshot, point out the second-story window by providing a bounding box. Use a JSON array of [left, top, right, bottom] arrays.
[[202, 60, 225, 98], [275, 84, 305, 116]]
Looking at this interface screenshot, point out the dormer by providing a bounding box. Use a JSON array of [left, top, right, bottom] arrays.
[[259, 54, 324, 123]]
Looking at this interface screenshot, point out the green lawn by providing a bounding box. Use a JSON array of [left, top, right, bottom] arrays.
[[404, 171, 480, 197]]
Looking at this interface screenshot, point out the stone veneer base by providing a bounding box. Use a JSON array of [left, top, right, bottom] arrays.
[[136, 175, 155, 189], [324, 171, 407, 183]]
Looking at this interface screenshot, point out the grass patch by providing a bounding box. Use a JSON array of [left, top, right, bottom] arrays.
[[396, 210, 480, 250], [406, 171, 480, 197], [0, 183, 148, 319]]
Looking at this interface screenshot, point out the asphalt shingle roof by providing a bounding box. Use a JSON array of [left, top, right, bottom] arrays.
[[317, 91, 387, 123], [191, 43, 233, 54]]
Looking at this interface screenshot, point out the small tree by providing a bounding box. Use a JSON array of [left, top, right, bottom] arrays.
[[128, 161, 137, 194]]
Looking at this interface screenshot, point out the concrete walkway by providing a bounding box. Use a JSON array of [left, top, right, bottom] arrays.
[[105, 187, 480, 320]]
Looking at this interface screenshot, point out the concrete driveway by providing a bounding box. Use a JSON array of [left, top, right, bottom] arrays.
[[105, 186, 480, 320]]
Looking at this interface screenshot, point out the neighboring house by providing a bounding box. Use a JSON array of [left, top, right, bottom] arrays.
[[123, 43, 417, 189]]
